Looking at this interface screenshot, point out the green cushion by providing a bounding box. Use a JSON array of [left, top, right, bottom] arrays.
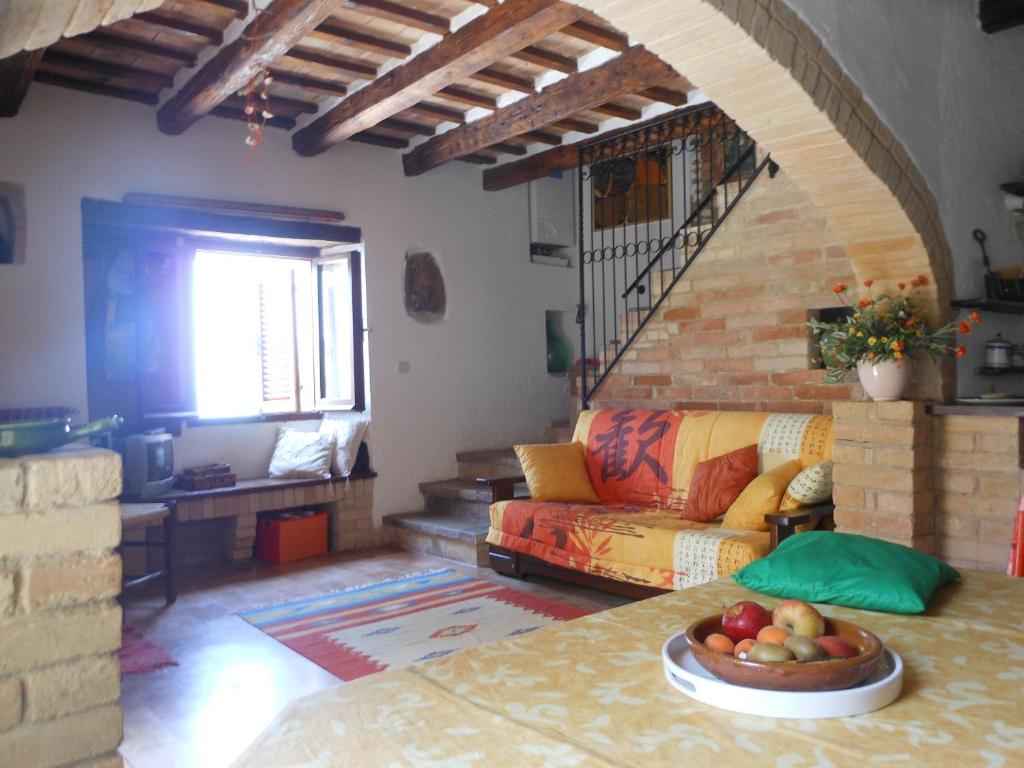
[[733, 531, 960, 614]]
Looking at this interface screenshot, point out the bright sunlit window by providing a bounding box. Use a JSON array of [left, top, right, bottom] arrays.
[[193, 249, 362, 419]]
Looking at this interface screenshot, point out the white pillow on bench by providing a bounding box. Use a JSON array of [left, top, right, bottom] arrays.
[[268, 428, 336, 480], [319, 417, 369, 476]]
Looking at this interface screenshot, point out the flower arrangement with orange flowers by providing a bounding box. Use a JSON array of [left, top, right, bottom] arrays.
[[809, 275, 979, 383]]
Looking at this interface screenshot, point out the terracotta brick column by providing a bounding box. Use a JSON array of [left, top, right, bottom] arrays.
[[0, 449, 124, 768], [933, 415, 1021, 569], [832, 401, 935, 551]]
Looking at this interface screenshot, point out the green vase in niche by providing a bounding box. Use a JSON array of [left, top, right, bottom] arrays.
[[546, 312, 571, 374]]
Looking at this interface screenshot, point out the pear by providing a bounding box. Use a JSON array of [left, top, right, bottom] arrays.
[[784, 634, 823, 662], [746, 642, 796, 663]]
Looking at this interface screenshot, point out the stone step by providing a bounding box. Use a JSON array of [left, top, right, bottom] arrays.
[[384, 511, 489, 567], [456, 448, 522, 481], [419, 478, 496, 504]]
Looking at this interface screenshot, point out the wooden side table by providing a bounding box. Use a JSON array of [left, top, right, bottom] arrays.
[[119, 501, 177, 604]]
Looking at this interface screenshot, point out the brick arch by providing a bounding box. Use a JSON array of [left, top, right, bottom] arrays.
[[572, 0, 953, 397]]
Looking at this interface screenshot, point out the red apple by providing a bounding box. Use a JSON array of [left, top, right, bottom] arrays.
[[772, 599, 826, 638], [815, 635, 859, 659], [721, 600, 772, 643]]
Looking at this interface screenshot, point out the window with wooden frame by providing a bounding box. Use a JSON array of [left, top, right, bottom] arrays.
[[82, 198, 365, 427]]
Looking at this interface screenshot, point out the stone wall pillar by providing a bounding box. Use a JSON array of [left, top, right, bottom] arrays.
[[330, 478, 379, 551], [831, 401, 935, 551], [0, 449, 124, 768]]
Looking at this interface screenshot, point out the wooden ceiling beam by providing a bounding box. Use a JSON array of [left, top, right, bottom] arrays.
[[157, 0, 338, 135], [553, 115, 599, 133], [0, 50, 43, 117], [490, 141, 528, 156], [591, 100, 642, 120], [461, 153, 499, 165], [135, 11, 225, 45], [195, 0, 248, 18], [637, 85, 688, 105], [562, 19, 629, 51], [292, 0, 584, 156], [350, 131, 409, 149], [403, 46, 673, 176], [438, 84, 497, 109], [40, 51, 175, 90], [377, 117, 434, 136], [285, 47, 378, 78], [511, 44, 576, 74], [84, 30, 197, 66], [470, 65, 534, 93], [483, 104, 710, 191], [342, 0, 450, 36], [523, 128, 562, 145], [267, 69, 348, 96], [405, 101, 465, 123], [312, 21, 412, 58], [34, 71, 158, 106]]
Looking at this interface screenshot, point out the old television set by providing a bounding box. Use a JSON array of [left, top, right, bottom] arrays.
[[123, 430, 175, 499]]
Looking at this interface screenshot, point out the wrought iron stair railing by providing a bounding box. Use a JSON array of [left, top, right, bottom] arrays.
[[577, 104, 777, 407]]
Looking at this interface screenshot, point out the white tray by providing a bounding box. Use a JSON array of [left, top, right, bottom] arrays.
[[662, 631, 903, 718]]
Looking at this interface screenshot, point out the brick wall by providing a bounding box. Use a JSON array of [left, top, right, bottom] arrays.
[[832, 401, 935, 551], [933, 416, 1019, 570], [590, 165, 857, 412], [0, 449, 123, 768], [832, 404, 1018, 572]]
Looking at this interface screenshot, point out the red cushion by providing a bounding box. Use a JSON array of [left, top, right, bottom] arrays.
[[582, 409, 683, 506], [683, 444, 758, 522]]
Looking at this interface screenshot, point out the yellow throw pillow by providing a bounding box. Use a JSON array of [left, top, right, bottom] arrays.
[[721, 460, 803, 531], [514, 442, 600, 503], [779, 460, 835, 532]]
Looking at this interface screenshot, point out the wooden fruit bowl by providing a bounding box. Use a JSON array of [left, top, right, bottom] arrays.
[[684, 614, 883, 692]]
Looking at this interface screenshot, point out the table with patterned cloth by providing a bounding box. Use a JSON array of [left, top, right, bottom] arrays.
[[233, 571, 1024, 767]]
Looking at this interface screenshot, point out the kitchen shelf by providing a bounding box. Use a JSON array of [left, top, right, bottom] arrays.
[[951, 298, 1024, 314], [975, 366, 1024, 376]]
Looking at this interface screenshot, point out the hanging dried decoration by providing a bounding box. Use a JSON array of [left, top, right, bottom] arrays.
[[240, 1, 274, 153]]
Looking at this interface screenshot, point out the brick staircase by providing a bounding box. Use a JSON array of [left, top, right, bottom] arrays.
[[385, 447, 526, 566]]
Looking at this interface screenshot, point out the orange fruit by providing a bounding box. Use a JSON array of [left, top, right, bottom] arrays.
[[704, 633, 735, 654], [733, 638, 755, 658], [756, 626, 790, 645]]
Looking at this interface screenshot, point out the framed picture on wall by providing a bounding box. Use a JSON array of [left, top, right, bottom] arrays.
[[0, 182, 26, 265], [592, 147, 672, 230]]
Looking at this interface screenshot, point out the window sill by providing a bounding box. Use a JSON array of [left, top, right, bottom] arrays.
[[187, 412, 324, 428]]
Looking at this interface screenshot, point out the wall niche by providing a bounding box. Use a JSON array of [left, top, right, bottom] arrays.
[[404, 250, 446, 323]]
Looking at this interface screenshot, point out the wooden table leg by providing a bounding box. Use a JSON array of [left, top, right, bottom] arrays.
[[163, 502, 178, 604]]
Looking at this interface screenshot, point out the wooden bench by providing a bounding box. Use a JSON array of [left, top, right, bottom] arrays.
[[120, 502, 177, 604], [123, 471, 377, 563]]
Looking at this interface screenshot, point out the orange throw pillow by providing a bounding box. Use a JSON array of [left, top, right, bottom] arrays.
[[683, 444, 759, 522]]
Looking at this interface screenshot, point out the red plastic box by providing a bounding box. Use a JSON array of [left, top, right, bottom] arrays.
[[255, 510, 328, 565]]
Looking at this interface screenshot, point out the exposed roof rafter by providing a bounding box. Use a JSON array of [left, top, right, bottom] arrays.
[[291, 0, 585, 156], [402, 46, 673, 176], [157, 0, 338, 136]]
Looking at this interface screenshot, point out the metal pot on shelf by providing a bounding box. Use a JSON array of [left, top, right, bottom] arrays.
[[985, 333, 1013, 369]]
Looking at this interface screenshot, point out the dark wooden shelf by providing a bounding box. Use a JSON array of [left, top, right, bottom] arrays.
[[928, 403, 1024, 417], [951, 298, 1024, 315], [976, 366, 1024, 376]]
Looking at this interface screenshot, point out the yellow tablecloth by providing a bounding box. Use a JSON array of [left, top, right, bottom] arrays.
[[233, 571, 1024, 767]]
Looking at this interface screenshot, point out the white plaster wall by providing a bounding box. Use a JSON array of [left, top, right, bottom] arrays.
[[0, 84, 578, 517], [784, 0, 1024, 395]]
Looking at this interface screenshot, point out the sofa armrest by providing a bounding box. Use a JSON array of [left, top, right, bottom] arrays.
[[764, 502, 834, 551], [475, 475, 527, 503]]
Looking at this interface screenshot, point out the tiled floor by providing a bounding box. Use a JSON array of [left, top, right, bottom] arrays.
[[119, 546, 630, 768]]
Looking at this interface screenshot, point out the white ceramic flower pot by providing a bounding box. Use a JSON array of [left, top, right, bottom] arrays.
[[856, 360, 910, 402]]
